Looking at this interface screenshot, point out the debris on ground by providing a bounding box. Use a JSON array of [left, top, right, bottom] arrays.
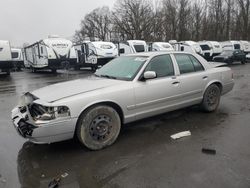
[[0, 178, 6, 184], [48, 172, 69, 188], [171, 131, 191, 140], [41, 174, 45, 178], [202, 148, 217, 155], [61, 173, 68, 178], [48, 177, 61, 188]]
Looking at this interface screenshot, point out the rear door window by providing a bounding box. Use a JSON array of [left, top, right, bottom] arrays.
[[174, 54, 204, 74]]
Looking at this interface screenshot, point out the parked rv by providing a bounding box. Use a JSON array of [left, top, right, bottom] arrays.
[[74, 41, 98, 70], [172, 41, 203, 55], [23, 36, 77, 73], [0, 40, 13, 75], [117, 40, 148, 55], [11, 48, 24, 71], [240, 40, 250, 54], [92, 41, 118, 65], [221, 41, 241, 51], [148, 42, 174, 52], [198, 41, 223, 61]]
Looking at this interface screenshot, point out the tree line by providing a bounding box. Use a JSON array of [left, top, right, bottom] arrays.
[[74, 0, 250, 43]]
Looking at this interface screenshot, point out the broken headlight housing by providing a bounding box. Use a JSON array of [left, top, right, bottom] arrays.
[[29, 103, 71, 123]]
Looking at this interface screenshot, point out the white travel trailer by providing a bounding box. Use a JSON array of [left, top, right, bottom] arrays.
[[0, 40, 13, 75], [74, 41, 98, 70], [117, 40, 148, 55], [23, 36, 77, 73], [221, 41, 241, 51], [198, 41, 223, 60], [240, 40, 250, 54], [148, 42, 174, 52], [11, 48, 24, 70], [91, 41, 118, 65], [172, 41, 203, 55]]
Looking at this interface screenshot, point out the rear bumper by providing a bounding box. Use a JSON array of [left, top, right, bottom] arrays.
[[11, 106, 77, 144]]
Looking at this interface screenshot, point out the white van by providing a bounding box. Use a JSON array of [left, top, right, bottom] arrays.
[[0, 40, 13, 75], [23, 35, 77, 73], [11, 48, 24, 71]]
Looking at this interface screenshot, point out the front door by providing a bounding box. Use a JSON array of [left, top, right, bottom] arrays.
[[134, 54, 181, 120]]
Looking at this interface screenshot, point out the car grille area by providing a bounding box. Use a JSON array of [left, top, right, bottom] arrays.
[[17, 120, 36, 138]]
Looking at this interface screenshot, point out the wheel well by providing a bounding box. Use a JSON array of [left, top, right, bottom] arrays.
[[80, 102, 124, 124], [74, 102, 124, 138], [212, 82, 223, 92]]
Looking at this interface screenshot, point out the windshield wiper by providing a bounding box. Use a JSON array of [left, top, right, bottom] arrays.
[[95, 74, 117, 79]]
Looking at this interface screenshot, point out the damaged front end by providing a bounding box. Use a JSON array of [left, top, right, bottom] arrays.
[[11, 92, 71, 141]]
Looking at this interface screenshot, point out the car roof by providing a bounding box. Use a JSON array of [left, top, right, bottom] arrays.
[[126, 51, 194, 57]]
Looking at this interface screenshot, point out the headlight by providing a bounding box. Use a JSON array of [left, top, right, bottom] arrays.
[[30, 104, 70, 122]]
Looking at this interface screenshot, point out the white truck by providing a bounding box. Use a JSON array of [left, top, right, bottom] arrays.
[[11, 48, 24, 71], [198, 41, 223, 61], [117, 40, 148, 55], [0, 40, 13, 75], [23, 36, 77, 73], [148, 42, 174, 52]]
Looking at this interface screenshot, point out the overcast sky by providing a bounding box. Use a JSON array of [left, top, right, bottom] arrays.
[[0, 0, 116, 47]]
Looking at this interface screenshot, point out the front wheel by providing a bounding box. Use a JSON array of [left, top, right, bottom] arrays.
[[201, 84, 221, 112], [76, 105, 121, 150]]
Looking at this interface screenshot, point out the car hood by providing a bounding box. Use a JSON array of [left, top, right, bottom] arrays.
[[31, 76, 124, 103]]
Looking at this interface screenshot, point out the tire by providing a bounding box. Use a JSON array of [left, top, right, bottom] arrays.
[[201, 84, 221, 112], [76, 105, 121, 150]]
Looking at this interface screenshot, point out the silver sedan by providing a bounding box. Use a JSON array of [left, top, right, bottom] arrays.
[[11, 52, 234, 150]]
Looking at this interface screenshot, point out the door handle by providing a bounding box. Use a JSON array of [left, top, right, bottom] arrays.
[[172, 81, 180, 85], [202, 76, 208, 80]]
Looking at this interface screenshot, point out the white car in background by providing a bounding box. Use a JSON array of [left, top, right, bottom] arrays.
[[12, 52, 234, 150]]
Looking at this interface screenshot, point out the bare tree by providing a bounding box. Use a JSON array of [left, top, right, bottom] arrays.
[[112, 0, 154, 41]]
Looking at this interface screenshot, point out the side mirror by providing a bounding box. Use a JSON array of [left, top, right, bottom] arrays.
[[143, 71, 157, 80], [119, 48, 125, 54]]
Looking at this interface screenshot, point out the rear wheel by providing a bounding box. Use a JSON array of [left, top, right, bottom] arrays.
[[76, 105, 121, 150], [201, 84, 221, 112]]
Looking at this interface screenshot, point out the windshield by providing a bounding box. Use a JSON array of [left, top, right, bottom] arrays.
[[95, 56, 148, 81], [221, 50, 233, 56]]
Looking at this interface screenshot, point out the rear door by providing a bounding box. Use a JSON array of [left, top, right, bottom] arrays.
[[173, 54, 209, 103]]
